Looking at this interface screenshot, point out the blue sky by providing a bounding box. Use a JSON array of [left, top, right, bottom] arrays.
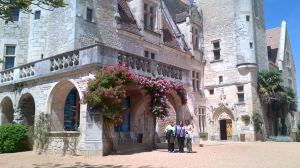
[[190, 0, 300, 109]]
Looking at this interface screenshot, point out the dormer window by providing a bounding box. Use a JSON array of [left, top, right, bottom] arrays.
[[144, 3, 156, 30]]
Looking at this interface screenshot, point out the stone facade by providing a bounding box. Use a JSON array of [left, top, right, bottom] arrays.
[[0, 0, 298, 158]]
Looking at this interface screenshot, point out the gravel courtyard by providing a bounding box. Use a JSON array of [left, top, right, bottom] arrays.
[[1, 141, 300, 168]]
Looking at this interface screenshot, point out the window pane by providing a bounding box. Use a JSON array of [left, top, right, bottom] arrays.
[[237, 86, 244, 92], [246, 15, 250, 21], [5, 57, 15, 69], [6, 46, 16, 55], [144, 14, 147, 28], [197, 72, 199, 79], [144, 4, 147, 10], [238, 94, 244, 102], [250, 43, 253, 49], [151, 53, 155, 59], [150, 7, 153, 14], [35, 11, 41, 20], [144, 51, 148, 58], [197, 80, 200, 90], [214, 50, 220, 60], [150, 17, 153, 30], [192, 71, 195, 78], [213, 42, 220, 49], [210, 89, 214, 95], [87, 9, 92, 21], [11, 9, 19, 21]]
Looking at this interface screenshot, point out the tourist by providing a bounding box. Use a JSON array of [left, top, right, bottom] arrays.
[[175, 120, 185, 153], [165, 121, 175, 153], [185, 120, 194, 153]]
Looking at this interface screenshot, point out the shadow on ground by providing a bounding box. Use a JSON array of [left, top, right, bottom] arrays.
[[31, 162, 162, 168]]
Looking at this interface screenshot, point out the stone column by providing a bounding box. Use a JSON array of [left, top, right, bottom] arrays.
[[84, 110, 103, 158]]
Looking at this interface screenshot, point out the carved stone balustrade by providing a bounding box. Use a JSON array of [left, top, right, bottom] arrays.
[[19, 64, 35, 79], [50, 53, 79, 71], [1, 70, 14, 83], [118, 54, 151, 73], [157, 64, 182, 80]]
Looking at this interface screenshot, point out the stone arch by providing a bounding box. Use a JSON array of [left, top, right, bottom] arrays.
[[47, 80, 82, 131], [0, 96, 14, 125], [213, 104, 235, 121], [18, 93, 36, 127]]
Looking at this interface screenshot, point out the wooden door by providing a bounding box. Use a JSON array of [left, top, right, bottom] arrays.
[[226, 119, 232, 140]]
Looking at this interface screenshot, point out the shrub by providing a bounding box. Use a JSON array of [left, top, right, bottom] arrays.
[[241, 115, 250, 123], [252, 111, 263, 132], [296, 130, 300, 142], [200, 133, 206, 138], [0, 123, 28, 153], [265, 136, 293, 142]]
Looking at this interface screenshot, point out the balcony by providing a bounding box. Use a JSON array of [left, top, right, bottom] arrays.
[[0, 44, 189, 86]]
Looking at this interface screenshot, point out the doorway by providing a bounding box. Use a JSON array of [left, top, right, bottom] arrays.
[[220, 119, 232, 140]]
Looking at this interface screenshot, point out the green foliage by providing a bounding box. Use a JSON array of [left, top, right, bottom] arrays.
[[0, 58, 4, 63], [296, 130, 300, 142], [200, 133, 206, 138], [252, 111, 263, 132], [27, 112, 50, 151], [14, 83, 24, 93], [0, 0, 67, 23], [241, 115, 250, 123], [0, 123, 28, 153], [265, 136, 293, 142]]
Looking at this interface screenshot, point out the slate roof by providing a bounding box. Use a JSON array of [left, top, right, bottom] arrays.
[[266, 27, 281, 66], [163, 0, 189, 23], [118, 0, 140, 35], [162, 14, 181, 50]]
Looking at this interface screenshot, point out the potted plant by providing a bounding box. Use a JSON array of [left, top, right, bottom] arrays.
[[200, 133, 207, 141]]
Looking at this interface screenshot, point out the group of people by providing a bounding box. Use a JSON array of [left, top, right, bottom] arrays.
[[165, 120, 194, 153]]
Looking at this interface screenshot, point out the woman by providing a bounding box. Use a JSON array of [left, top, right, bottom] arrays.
[[165, 121, 175, 153], [175, 120, 185, 153], [185, 120, 194, 153]]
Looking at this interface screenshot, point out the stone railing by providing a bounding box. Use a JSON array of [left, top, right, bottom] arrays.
[[0, 70, 14, 83], [50, 52, 79, 71], [19, 64, 35, 79], [0, 44, 189, 86], [117, 54, 151, 73], [157, 63, 182, 80]]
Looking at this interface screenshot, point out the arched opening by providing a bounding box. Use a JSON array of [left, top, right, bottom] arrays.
[[213, 104, 235, 141], [49, 81, 81, 131], [19, 93, 35, 127], [0, 97, 14, 125]]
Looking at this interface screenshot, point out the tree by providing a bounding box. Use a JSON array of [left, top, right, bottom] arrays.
[[0, 58, 3, 63], [258, 70, 284, 137], [0, 0, 67, 23], [258, 70, 297, 137]]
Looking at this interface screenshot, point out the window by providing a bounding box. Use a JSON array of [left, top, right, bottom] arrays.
[[219, 76, 223, 84], [144, 51, 149, 58], [246, 15, 250, 21], [86, 9, 93, 21], [192, 26, 200, 49], [209, 89, 214, 95], [237, 86, 244, 103], [11, 9, 20, 21], [254, 0, 259, 17], [6, 46, 16, 55], [286, 52, 290, 67], [35, 11, 41, 20], [192, 71, 201, 92], [144, 3, 156, 30], [250, 43, 253, 49], [238, 94, 244, 103], [288, 79, 292, 88], [5, 57, 15, 70], [288, 68, 292, 76], [41, 54, 44, 59], [151, 53, 155, 59], [199, 108, 206, 132], [213, 41, 221, 60]]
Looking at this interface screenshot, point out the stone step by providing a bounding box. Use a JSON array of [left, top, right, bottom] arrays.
[[116, 143, 151, 154]]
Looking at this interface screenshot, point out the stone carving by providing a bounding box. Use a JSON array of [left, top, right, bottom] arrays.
[[50, 53, 79, 71], [1, 70, 14, 83], [218, 112, 231, 120], [157, 64, 182, 80], [19, 64, 35, 78], [118, 54, 150, 73]]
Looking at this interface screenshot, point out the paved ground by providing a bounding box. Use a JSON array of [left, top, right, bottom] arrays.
[[1, 141, 300, 168]]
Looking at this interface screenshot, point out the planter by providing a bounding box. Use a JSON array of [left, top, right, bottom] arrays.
[[200, 137, 207, 141]]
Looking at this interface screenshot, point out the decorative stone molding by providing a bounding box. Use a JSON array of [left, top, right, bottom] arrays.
[[218, 112, 231, 120], [19, 64, 35, 78], [1, 70, 14, 83], [50, 53, 79, 71]]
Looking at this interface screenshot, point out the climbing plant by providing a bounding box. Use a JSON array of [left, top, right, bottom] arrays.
[[252, 111, 263, 133]]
